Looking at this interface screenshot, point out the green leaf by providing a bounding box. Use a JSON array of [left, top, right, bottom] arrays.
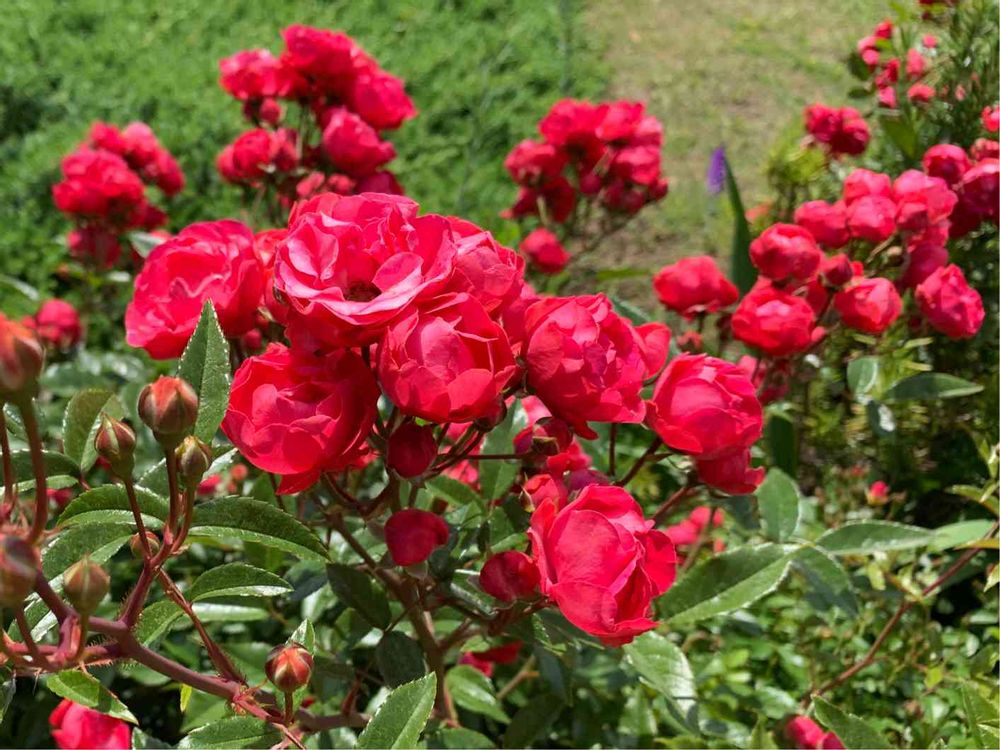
[[435, 727, 495, 749], [326, 563, 391, 630], [623, 632, 698, 733], [42, 523, 134, 579], [502, 693, 563, 749], [2, 450, 79, 487], [930, 520, 996, 551], [0, 676, 15, 725], [749, 715, 778, 749], [884, 372, 983, 402], [62, 388, 124, 471], [139, 447, 237, 498], [427, 475, 484, 509], [177, 302, 231, 443], [177, 716, 281, 749], [445, 665, 509, 722], [190, 497, 328, 561], [765, 413, 797, 476], [59, 484, 168, 528], [357, 673, 437, 750], [724, 156, 756, 295], [48, 671, 137, 724], [757, 469, 800, 542], [962, 684, 1000, 749], [793, 547, 858, 616], [189, 563, 292, 601], [812, 697, 890, 749], [131, 728, 174, 749], [847, 356, 880, 397], [136, 601, 185, 646], [659, 544, 796, 625], [817, 521, 932, 555], [879, 113, 919, 160], [376, 632, 427, 687]]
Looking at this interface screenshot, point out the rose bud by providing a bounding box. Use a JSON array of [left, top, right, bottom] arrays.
[[819, 253, 855, 288], [833, 277, 902, 335], [63, 557, 110, 615], [129, 531, 161, 558], [138, 376, 198, 447], [265, 642, 314, 694], [0, 314, 45, 403], [748, 224, 823, 283], [867, 480, 890, 506], [176, 435, 213, 490], [386, 422, 438, 479], [384, 509, 450, 567], [0, 535, 40, 607], [480, 551, 540, 602], [93, 414, 136, 478]]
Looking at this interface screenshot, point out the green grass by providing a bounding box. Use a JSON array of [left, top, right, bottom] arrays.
[[0, 0, 604, 292], [584, 0, 886, 276]]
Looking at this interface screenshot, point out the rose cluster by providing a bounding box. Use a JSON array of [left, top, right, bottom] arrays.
[[503, 99, 669, 274], [803, 104, 871, 157], [216, 26, 415, 207], [124, 189, 765, 645], [52, 122, 184, 268], [855, 18, 940, 107]]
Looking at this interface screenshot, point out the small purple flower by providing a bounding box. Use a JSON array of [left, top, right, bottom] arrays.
[[706, 146, 726, 196]]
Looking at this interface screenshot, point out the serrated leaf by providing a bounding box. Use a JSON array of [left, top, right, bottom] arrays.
[[132, 728, 174, 749], [1, 450, 79, 487], [812, 697, 890, 749], [930, 520, 996, 552], [376, 632, 427, 687], [436, 727, 495, 748], [962, 683, 1000, 749], [189, 563, 292, 601], [139, 448, 237, 498], [48, 671, 137, 723], [502, 692, 563, 749], [41, 523, 134, 579], [846, 356, 880, 397], [177, 716, 281, 749], [326, 563, 391, 630], [190, 497, 328, 561], [62, 388, 124, 471], [427, 475, 484, 509], [446, 665, 509, 722], [884, 372, 983, 401], [757, 469, 800, 542], [177, 302, 231, 442], [817, 521, 931, 555], [623, 632, 698, 734], [59, 484, 168, 528], [659, 544, 796, 625], [793, 547, 858, 616], [357, 673, 437, 749], [136, 601, 185, 646]]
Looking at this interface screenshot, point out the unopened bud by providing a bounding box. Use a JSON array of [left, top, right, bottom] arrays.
[[265, 642, 313, 693], [386, 422, 437, 479], [63, 557, 110, 615], [94, 415, 136, 478], [138, 376, 198, 447], [0, 315, 45, 403], [820, 253, 855, 288], [129, 531, 160, 558], [0, 535, 40, 607], [176, 436, 212, 490], [479, 550, 540, 603], [472, 399, 507, 432]]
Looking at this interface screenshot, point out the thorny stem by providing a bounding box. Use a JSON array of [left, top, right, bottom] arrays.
[[18, 400, 49, 544], [123, 477, 153, 558], [14, 605, 47, 669]]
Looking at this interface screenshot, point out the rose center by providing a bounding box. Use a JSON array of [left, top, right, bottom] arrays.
[[344, 281, 380, 302]]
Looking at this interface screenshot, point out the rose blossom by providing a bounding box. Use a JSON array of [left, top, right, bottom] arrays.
[[222, 343, 378, 493], [749, 224, 823, 283], [922, 144, 971, 187], [842, 168, 892, 205], [897, 241, 947, 290], [29, 300, 82, 350], [892, 170, 957, 231], [915, 264, 985, 339], [504, 140, 568, 185], [794, 200, 850, 248], [519, 228, 570, 274], [653, 256, 739, 318], [731, 285, 818, 357], [846, 195, 896, 243], [50, 699, 131, 750], [52, 148, 145, 223], [347, 69, 416, 131], [444, 217, 525, 317], [385, 509, 450, 566], [378, 293, 518, 423], [126, 220, 265, 359], [834, 277, 902, 334], [219, 49, 288, 100], [647, 353, 762, 459], [320, 108, 396, 177], [529, 484, 677, 646]]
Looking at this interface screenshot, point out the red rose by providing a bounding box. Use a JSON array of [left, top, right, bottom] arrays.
[[522, 295, 666, 438], [142, 149, 185, 196], [31, 300, 82, 350], [274, 193, 456, 348], [842, 169, 892, 206], [819, 253, 857, 288], [444, 218, 525, 317], [983, 106, 1000, 133], [50, 699, 131, 750], [355, 170, 405, 195], [378, 293, 518, 423], [653, 256, 739, 318], [915, 264, 985, 339], [892, 170, 957, 231], [505, 177, 577, 224], [538, 99, 606, 156], [695, 448, 764, 494], [749, 224, 823, 283], [385, 508, 450, 566], [794, 200, 849, 248], [922, 144, 971, 187], [519, 228, 570, 274], [898, 241, 947, 289], [529, 484, 677, 646], [786, 717, 824, 750], [846, 195, 896, 243], [732, 285, 818, 357], [67, 227, 122, 269], [217, 128, 298, 183], [958, 158, 999, 224], [504, 140, 568, 186], [877, 86, 897, 109], [970, 138, 999, 161], [803, 104, 869, 156], [647, 353, 762, 458], [53, 148, 145, 224], [907, 83, 935, 104], [834, 277, 902, 334], [280, 25, 363, 98], [126, 220, 264, 359], [219, 48, 289, 101], [320, 107, 396, 177], [480, 550, 540, 602], [386, 422, 437, 478], [906, 48, 927, 79], [88, 121, 128, 154], [348, 69, 416, 131], [222, 343, 378, 493]]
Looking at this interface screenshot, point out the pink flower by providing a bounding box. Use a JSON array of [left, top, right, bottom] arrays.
[[50, 700, 131, 750], [653, 256, 739, 318]]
